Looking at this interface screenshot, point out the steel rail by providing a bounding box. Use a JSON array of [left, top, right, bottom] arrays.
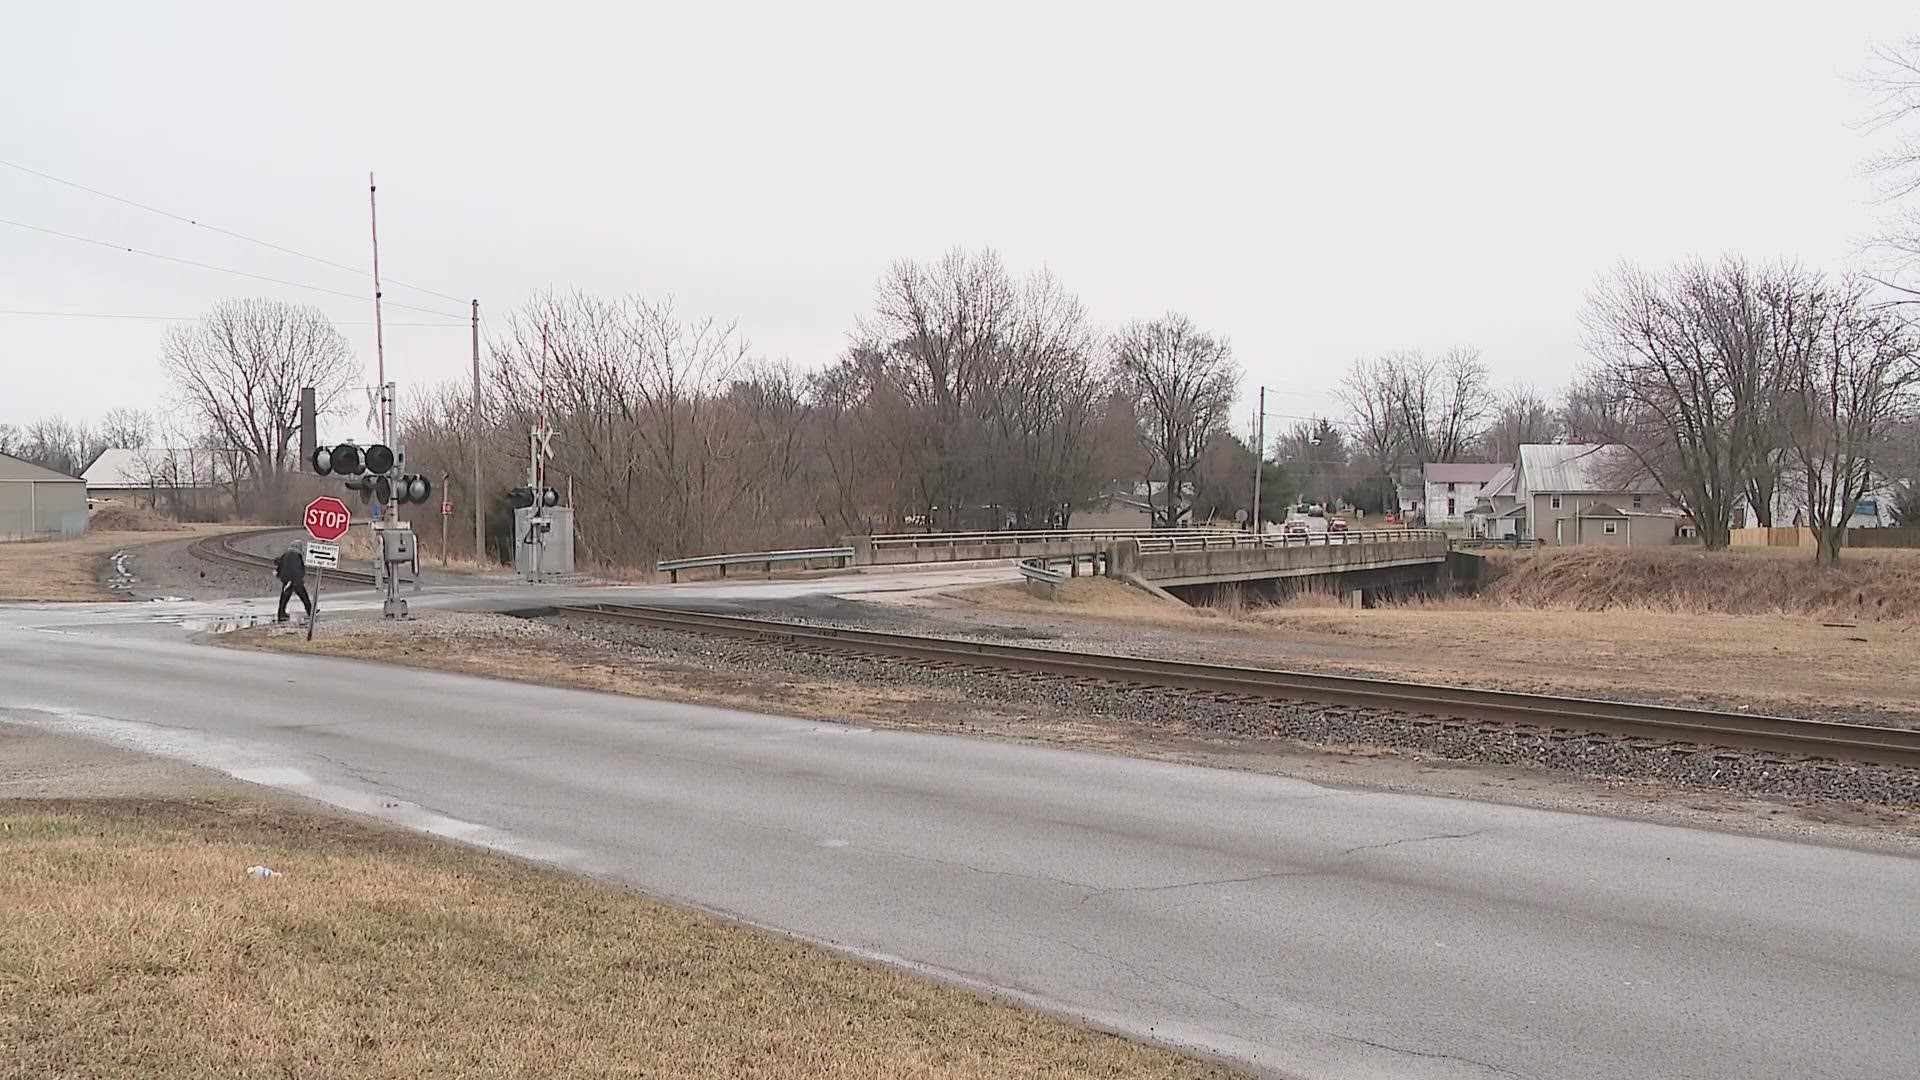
[[553, 602, 1920, 768], [188, 530, 379, 586]]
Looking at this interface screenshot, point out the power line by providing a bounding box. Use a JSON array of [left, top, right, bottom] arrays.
[[0, 308, 466, 327], [0, 216, 468, 320], [0, 157, 470, 307]]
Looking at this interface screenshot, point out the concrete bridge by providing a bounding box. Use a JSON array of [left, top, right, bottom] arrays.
[[846, 528, 1237, 568], [1101, 529, 1466, 600]]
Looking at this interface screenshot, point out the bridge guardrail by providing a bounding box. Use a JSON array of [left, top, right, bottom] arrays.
[[864, 527, 1237, 554], [1017, 558, 1069, 586], [1130, 529, 1447, 554], [656, 546, 856, 582]]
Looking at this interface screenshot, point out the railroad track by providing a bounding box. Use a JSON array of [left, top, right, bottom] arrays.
[[188, 530, 379, 587], [554, 603, 1920, 769]]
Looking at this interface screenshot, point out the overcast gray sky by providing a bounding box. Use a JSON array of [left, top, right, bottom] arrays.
[[2, 1, 1914, 435]]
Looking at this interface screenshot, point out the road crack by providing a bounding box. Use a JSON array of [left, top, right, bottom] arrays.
[[1338, 828, 1492, 857]]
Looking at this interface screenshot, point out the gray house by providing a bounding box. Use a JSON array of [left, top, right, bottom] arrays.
[[0, 452, 88, 539], [1513, 444, 1676, 546]]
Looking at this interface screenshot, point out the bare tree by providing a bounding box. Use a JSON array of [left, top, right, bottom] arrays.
[[1337, 348, 1492, 509], [17, 416, 96, 476], [1862, 37, 1920, 285], [1775, 276, 1920, 563], [1579, 258, 1783, 549], [845, 250, 1110, 530], [1275, 418, 1351, 507], [1111, 313, 1239, 527], [1393, 347, 1493, 464], [1479, 385, 1560, 462], [96, 408, 155, 450], [162, 299, 354, 516], [1337, 356, 1402, 505], [487, 291, 774, 564]]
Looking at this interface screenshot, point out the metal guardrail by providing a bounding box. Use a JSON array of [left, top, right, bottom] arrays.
[[1130, 528, 1447, 554], [1017, 558, 1068, 587], [656, 546, 856, 582], [865, 527, 1236, 552], [1454, 537, 1539, 550]]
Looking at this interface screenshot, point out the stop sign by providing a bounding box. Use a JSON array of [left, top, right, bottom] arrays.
[[304, 496, 352, 542]]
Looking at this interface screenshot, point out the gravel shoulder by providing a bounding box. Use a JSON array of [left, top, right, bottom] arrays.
[[227, 610, 1920, 854]]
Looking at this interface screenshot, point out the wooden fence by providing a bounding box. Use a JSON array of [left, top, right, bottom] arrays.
[[1729, 526, 1920, 549]]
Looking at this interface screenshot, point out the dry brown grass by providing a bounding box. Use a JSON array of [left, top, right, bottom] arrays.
[[1239, 606, 1920, 721], [0, 526, 228, 602], [1482, 545, 1920, 622], [0, 797, 1227, 1080], [941, 571, 1920, 723], [333, 527, 501, 574], [946, 577, 1191, 619]]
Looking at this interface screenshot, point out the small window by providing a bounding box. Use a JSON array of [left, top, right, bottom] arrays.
[[1446, 498, 1456, 516], [1446, 482, 1456, 492], [1603, 521, 1619, 535], [1550, 495, 1562, 510], [1631, 494, 1643, 509]]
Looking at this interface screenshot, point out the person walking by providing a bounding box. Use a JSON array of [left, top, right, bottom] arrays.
[[275, 541, 313, 623]]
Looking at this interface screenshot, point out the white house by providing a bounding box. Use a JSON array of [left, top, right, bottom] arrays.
[[1420, 462, 1509, 527], [1733, 481, 1900, 530], [1463, 464, 1525, 539]]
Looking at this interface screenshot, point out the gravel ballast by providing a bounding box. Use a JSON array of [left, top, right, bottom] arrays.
[[551, 614, 1920, 809]]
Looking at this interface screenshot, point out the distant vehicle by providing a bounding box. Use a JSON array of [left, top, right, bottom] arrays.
[[1282, 503, 1329, 537], [1329, 518, 1349, 532]]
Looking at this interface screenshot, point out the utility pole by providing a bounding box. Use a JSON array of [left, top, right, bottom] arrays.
[[1250, 385, 1266, 533], [368, 173, 387, 444], [471, 298, 483, 561]]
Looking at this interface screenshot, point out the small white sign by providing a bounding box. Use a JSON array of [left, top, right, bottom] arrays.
[[304, 542, 340, 570]]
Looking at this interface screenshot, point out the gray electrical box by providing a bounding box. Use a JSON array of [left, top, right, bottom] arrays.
[[381, 526, 417, 565], [514, 506, 575, 577]]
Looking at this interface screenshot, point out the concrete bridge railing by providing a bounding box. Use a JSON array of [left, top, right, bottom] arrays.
[[846, 528, 1239, 566], [1107, 529, 1451, 588]]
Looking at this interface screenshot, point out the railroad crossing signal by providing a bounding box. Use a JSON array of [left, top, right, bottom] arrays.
[[310, 441, 432, 507], [304, 496, 352, 542], [509, 486, 559, 510]]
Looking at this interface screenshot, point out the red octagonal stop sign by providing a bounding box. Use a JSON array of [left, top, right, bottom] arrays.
[[304, 496, 352, 542]]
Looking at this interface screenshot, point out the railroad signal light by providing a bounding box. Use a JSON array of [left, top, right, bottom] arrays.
[[508, 486, 535, 509], [310, 446, 333, 475], [543, 487, 559, 508], [364, 443, 396, 476], [329, 443, 364, 477]]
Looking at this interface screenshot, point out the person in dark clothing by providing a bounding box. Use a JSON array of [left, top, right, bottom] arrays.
[[275, 543, 312, 622]]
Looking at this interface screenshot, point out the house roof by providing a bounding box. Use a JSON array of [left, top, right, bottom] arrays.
[[1577, 502, 1627, 518], [1422, 462, 1507, 485], [0, 451, 83, 483], [1481, 464, 1517, 498], [83, 447, 237, 489], [1517, 444, 1658, 494]]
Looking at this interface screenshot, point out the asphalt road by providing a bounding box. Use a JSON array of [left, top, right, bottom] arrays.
[[3, 581, 1917, 1080]]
